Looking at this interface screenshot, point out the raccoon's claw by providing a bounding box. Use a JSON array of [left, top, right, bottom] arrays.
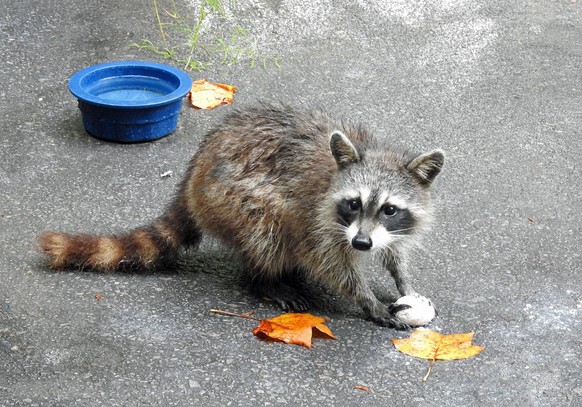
[[364, 303, 411, 330], [388, 294, 437, 327], [252, 280, 310, 313], [370, 315, 410, 330], [387, 303, 412, 316], [276, 296, 310, 313]]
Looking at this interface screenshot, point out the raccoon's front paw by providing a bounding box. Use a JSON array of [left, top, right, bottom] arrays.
[[371, 314, 411, 330], [253, 281, 310, 312], [274, 294, 310, 313], [389, 294, 436, 327], [365, 304, 410, 330]]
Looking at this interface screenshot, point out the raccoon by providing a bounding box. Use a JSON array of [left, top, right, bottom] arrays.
[[39, 105, 444, 329]]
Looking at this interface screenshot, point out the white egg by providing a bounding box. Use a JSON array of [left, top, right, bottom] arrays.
[[393, 294, 436, 327]]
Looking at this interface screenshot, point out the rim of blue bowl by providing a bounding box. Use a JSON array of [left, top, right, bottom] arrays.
[[68, 61, 193, 109]]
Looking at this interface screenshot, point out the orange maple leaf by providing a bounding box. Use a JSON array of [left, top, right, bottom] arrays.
[[188, 79, 237, 109], [391, 328, 485, 361], [252, 313, 335, 349]]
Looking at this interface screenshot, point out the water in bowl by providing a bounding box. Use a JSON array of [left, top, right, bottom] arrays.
[[97, 88, 166, 102]]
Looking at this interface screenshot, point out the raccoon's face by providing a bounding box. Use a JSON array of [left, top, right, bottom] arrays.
[[334, 186, 423, 252], [328, 130, 444, 252]]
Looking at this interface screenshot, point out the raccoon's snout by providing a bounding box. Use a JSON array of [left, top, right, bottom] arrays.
[[352, 235, 373, 251]]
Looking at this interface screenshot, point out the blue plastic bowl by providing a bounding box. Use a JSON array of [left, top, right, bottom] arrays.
[[68, 61, 192, 142]]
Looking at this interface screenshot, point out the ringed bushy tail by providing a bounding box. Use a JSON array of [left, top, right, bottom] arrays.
[[38, 201, 201, 271]]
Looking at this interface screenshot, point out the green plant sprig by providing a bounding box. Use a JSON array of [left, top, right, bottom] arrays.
[[130, 0, 280, 71]]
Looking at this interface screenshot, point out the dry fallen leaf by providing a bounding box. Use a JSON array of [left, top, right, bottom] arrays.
[[392, 328, 485, 360], [188, 79, 237, 109], [354, 385, 369, 392], [392, 328, 485, 381], [252, 312, 335, 349], [95, 294, 103, 301]]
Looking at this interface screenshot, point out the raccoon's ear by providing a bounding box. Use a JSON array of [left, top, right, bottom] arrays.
[[407, 149, 445, 185], [330, 131, 360, 169]]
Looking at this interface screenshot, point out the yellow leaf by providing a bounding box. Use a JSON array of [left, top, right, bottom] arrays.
[[188, 79, 237, 109], [391, 329, 485, 360], [252, 313, 335, 349]]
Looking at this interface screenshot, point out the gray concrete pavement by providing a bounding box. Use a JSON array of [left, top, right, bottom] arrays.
[[1, 0, 581, 405]]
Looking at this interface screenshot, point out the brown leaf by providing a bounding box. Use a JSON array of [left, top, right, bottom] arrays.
[[354, 385, 369, 391], [252, 313, 335, 349], [95, 294, 103, 301], [188, 79, 237, 109], [391, 328, 485, 360]]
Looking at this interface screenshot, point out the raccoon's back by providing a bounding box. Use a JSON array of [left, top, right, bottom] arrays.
[[192, 106, 349, 187], [181, 106, 368, 266]]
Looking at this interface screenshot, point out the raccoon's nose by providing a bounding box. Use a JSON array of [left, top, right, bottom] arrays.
[[352, 235, 373, 251]]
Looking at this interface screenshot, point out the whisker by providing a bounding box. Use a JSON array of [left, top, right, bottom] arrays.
[[390, 227, 416, 235]]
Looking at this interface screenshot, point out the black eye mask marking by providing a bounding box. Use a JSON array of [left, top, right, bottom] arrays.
[[378, 205, 416, 234], [336, 195, 417, 236], [336, 198, 361, 227]]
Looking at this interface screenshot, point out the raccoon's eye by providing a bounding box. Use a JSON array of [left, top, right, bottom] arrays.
[[348, 199, 360, 211], [382, 205, 397, 217]]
